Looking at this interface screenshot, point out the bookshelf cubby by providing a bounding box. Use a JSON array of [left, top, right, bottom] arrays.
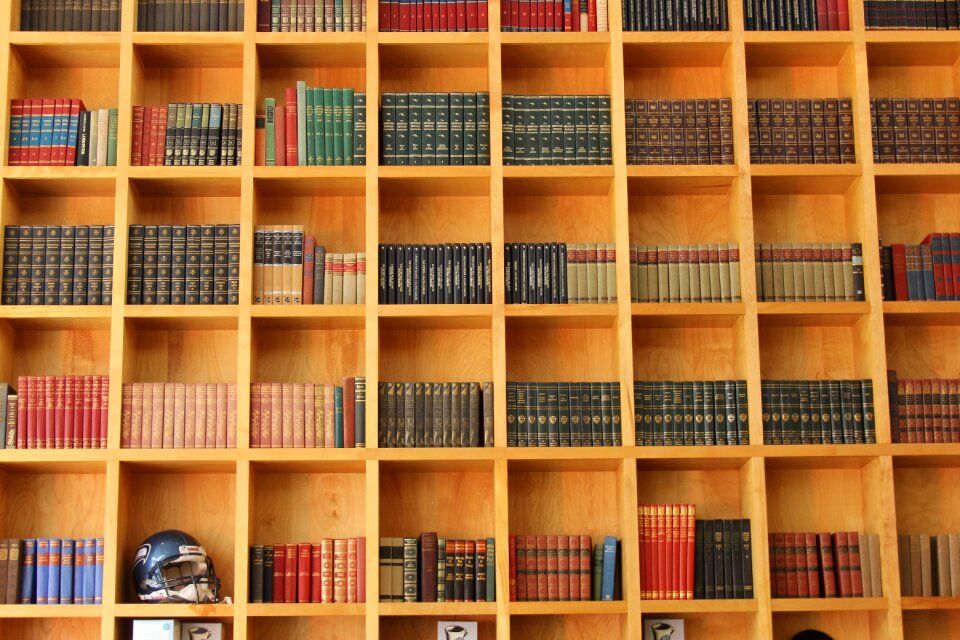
[[0, 0, 953, 637]]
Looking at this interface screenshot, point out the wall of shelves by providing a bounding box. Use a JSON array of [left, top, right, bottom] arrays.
[[1, 0, 960, 638]]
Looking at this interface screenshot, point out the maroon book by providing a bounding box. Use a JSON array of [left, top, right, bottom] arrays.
[[784, 532, 799, 597], [832, 532, 852, 597], [525, 535, 538, 601], [285, 543, 297, 603], [804, 532, 821, 597], [819, 533, 838, 597], [848, 532, 864, 597], [795, 532, 809, 598], [43, 375, 55, 448], [419, 531, 438, 602], [273, 544, 285, 603], [310, 543, 321, 603], [515, 535, 526, 601], [344, 377, 356, 449], [297, 543, 311, 604]]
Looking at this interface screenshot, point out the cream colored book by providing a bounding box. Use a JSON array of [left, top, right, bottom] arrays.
[[831, 242, 845, 301], [585, 243, 599, 304], [822, 242, 836, 301], [771, 243, 785, 302], [782, 243, 796, 301], [632, 244, 643, 302], [697, 244, 711, 302], [678, 245, 691, 303], [323, 251, 334, 304], [728, 243, 740, 302], [689, 244, 701, 303], [647, 246, 660, 303], [356, 252, 366, 304], [567, 243, 580, 303], [657, 245, 669, 303], [667, 244, 680, 302], [332, 253, 344, 304], [576, 243, 589, 304], [597, 243, 608, 303], [605, 244, 616, 302], [709, 243, 722, 303], [343, 252, 358, 304], [718, 244, 731, 302]]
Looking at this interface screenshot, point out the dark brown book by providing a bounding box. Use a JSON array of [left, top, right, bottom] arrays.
[[755, 99, 772, 164], [811, 99, 827, 164], [823, 99, 841, 164], [906, 99, 923, 162], [770, 98, 786, 163], [838, 98, 856, 163], [876, 98, 895, 163], [832, 531, 853, 597], [796, 99, 813, 162], [419, 531, 438, 602], [892, 98, 909, 162]]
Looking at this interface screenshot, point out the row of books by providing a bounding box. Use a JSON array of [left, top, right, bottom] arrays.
[[871, 98, 960, 164], [507, 381, 622, 448], [696, 519, 753, 600], [505, 242, 617, 305], [509, 534, 620, 601], [380, 92, 490, 166], [0, 538, 104, 605], [131, 103, 242, 166], [629, 243, 742, 304], [621, 0, 728, 30], [744, 0, 849, 30], [887, 373, 960, 444], [377, 381, 493, 448], [248, 540, 366, 604], [625, 98, 734, 166], [881, 235, 960, 301], [258, 0, 367, 31], [769, 532, 880, 598], [379, 535, 495, 602], [755, 242, 865, 302], [633, 380, 749, 447], [253, 227, 365, 304], [500, 0, 608, 31], [378, 243, 492, 305], [258, 87, 365, 166], [749, 98, 856, 165], [899, 534, 960, 597], [8, 100, 117, 167], [761, 379, 877, 446], [20, 0, 120, 31], [249, 380, 366, 448], [502, 94, 612, 166], [126, 224, 240, 305], [379, 0, 486, 30], [1, 377, 108, 450], [864, 0, 960, 29], [119, 383, 237, 449], [137, 0, 243, 30], [2, 225, 115, 307]]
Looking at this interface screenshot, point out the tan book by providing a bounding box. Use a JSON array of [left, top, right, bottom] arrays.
[[656, 245, 669, 303], [270, 382, 282, 448], [910, 535, 923, 596], [184, 384, 197, 450], [900, 535, 912, 596], [678, 245, 691, 303], [754, 245, 763, 302], [831, 243, 845, 301], [937, 534, 951, 597], [323, 252, 334, 304], [920, 534, 933, 597], [150, 383, 164, 449], [780, 243, 795, 301], [728, 243, 740, 302], [597, 243, 608, 303], [949, 533, 960, 597], [642, 245, 655, 303], [585, 243, 599, 304], [667, 244, 680, 302], [162, 382, 176, 449], [708, 243, 722, 303], [759, 243, 774, 301], [861, 532, 874, 597], [356, 252, 366, 304], [841, 243, 855, 301], [266, 226, 278, 304], [206, 383, 218, 449], [332, 253, 345, 304], [567, 244, 580, 302], [172, 382, 186, 449], [822, 242, 836, 301], [869, 533, 882, 597], [343, 253, 358, 304], [253, 225, 265, 304], [324, 383, 336, 447], [698, 245, 711, 302], [689, 244, 701, 303], [771, 243, 785, 301], [605, 244, 616, 302], [293, 383, 305, 448], [576, 244, 589, 304], [718, 243, 731, 302], [795, 243, 808, 300], [391, 537, 404, 601], [630, 244, 641, 302], [216, 382, 227, 449]]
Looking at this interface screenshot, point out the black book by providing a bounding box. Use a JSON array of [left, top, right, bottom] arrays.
[[477, 92, 490, 165], [436, 92, 450, 166], [395, 93, 409, 165], [450, 92, 465, 165], [735, 379, 748, 445], [714, 519, 726, 599], [703, 519, 715, 599], [408, 92, 422, 166], [70, 226, 87, 305], [730, 519, 744, 598], [464, 92, 479, 166], [156, 224, 172, 305], [502, 94, 515, 165], [740, 519, 753, 600], [42, 225, 60, 305], [694, 518, 705, 599], [199, 224, 215, 304], [263, 545, 274, 603], [250, 544, 264, 603], [354, 92, 366, 166], [598, 95, 612, 164], [574, 95, 589, 164], [102, 224, 115, 305], [525, 96, 539, 163], [87, 225, 103, 305], [421, 92, 436, 166], [381, 92, 396, 165], [141, 225, 158, 305]]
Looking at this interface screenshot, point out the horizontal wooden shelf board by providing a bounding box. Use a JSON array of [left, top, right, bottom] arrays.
[[638, 599, 759, 614], [379, 305, 493, 329], [377, 452, 496, 472], [114, 603, 235, 618], [253, 166, 366, 182], [874, 164, 960, 178], [123, 306, 240, 329], [0, 306, 112, 330], [865, 39, 960, 66], [757, 301, 871, 327], [0, 604, 104, 618], [503, 166, 615, 180], [634, 447, 756, 470], [249, 454, 367, 473], [621, 32, 733, 46], [255, 31, 367, 46], [506, 451, 625, 472], [770, 597, 889, 612], [631, 302, 743, 327], [506, 304, 619, 329], [883, 301, 960, 325], [750, 164, 861, 178], [247, 603, 367, 616], [751, 171, 857, 195], [0, 454, 108, 473], [9, 31, 122, 47], [119, 455, 238, 474], [378, 32, 490, 46], [378, 602, 497, 616], [743, 31, 854, 45], [901, 596, 960, 610], [2, 166, 117, 182], [865, 31, 960, 45], [127, 167, 243, 193], [626, 165, 738, 180], [509, 600, 627, 615], [251, 305, 366, 329], [378, 166, 491, 180], [501, 32, 611, 46]]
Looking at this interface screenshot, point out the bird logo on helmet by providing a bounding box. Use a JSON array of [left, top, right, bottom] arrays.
[[132, 529, 221, 604]]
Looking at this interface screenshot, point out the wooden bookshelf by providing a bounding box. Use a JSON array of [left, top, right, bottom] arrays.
[[1, 0, 958, 638]]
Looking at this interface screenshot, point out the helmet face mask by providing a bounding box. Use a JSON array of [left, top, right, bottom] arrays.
[[133, 530, 221, 604]]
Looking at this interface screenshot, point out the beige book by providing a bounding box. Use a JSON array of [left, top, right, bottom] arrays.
[[567, 244, 579, 303], [596, 243, 608, 303], [708, 243, 722, 303], [771, 243, 785, 301], [831, 243, 845, 301], [667, 244, 680, 302], [949, 533, 960, 597], [802, 243, 817, 301], [689, 245, 701, 303], [657, 245, 670, 303], [323, 252, 334, 304], [390, 536, 404, 601], [793, 243, 807, 300], [754, 247, 762, 302], [324, 383, 336, 447], [937, 534, 951, 597], [728, 243, 740, 302], [900, 535, 912, 596], [343, 253, 358, 304], [605, 244, 616, 302], [910, 535, 923, 596], [869, 534, 882, 597], [822, 242, 836, 300], [633, 244, 645, 303], [782, 243, 796, 301], [281, 225, 293, 304], [314, 384, 324, 446], [585, 243, 599, 304], [332, 253, 344, 304], [759, 243, 775, 301], [96, 108, 109, 167], [253, 225, 264, 304], [718, 244, 731, 302], [678, 245, 691, 303], [357, 252, 366, 304], [576, 244, 589, 304], [861, 532, 874, 597], [270, 225, 282, 304], [292, 225, 305, 304], [921, 534, 933, 597], [697, 245, 711, 302], [647, 246, 660, 303]]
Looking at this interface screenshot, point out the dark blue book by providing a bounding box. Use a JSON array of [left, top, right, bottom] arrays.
[[82, 537, 95, 604], [19, 539, 37, 604], [335, 385, 344, 448], [600, 535, 618, 600], [73, 538, 84, 603], [59, 539, 74, 604], [48, 538, 61, 605], [94, 538, 104, 604], [36, 538, 49, 604]]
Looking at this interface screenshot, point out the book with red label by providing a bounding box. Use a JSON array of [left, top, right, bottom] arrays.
[[297, 542, 311, 603], [272, 543, 286, 602], [509, 534, 518, 601], [655, 505, 666, 598], [535, 535, 548, 601], [804, 532, 821, 597], [578, 534, 591, 600], [545, 534, 558, 600], [310, 542, 322, 602], [848, 531, 864, 597], [665, 504, 675, 599], [785, 533, 799, 597], [818, 532, 837, 597], [284, 543, 297, 602], [832, 531, 852, 597], [347, 537, 358, 603], [522, 535, 536, 600], [795, 532, 809, 598], [285, 90, 299, 166]]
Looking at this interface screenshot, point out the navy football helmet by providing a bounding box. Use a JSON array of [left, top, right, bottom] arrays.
[[132, 529, 221, 603]]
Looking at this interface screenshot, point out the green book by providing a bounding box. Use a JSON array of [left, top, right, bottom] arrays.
[[485, 537, 495, 602], [106, 107, 118, 167], [313, 88, 324, 166], [333, 88, 344, 165], [305, 87, 315, 166], [344, 87, 355, 165], [323, 88, 335, 166], [335, 384, 344, 448], [264, 98, 276, 166], [591, 543, 603, 600], [334, 0, 343, 30]]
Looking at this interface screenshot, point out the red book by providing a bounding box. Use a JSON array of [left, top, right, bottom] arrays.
[[891, 244, 908, 301], [832, 532, 852, 597], [321, 538, 334, 603], [819, 533, 838, 597], [501, 0, 510, 29], [578, 534, 591, 601], [509, 535, 518, 601], [303, 384, 315, 448], [848, 532, 864, 597], [686, 505, 695, 599], [785, 532, 799, 597], [16, 376, 27, 448], [512, 0, 520, 29], [815, 0, 828, 29], [795, 532, 809, 598], [478, 0, 487, 29], [273, 544, 286, 603], [544, 0, 553, 28], [90, 375, 101, 450], [557, 534, 569, 601], [391, 0, 401, 30], [536, 0, 544, 29], [120, 381, 132, 449], [26, 375, 38, 448], [344, 377, 356, 449], [9, 99, 23, 165], [148, 106, 164, 166], [44, 375, 56, 448], [949, 380, 960, 443], [415, 0, 424, 31], [303, 235, 316, 305], [357, 536, 366, 603], [379, 0, 390, 29], [568, 535, 579, 600], [284, 88, 298, 166], [457, 0, 466, 29], [399, 0, 411, 30], [521, 535, 534, 600], [131, 106, 145, 166], [546, 535, 558, 601], [82, 375, 94, 448], [655, 505, 666, 599], [586, 0, 596, 30], [467, 0, 479, 29], [65, 375, 76, 449], [100, 375, 109, 448], [285, 543, 297, 602], [951, 234, 960, 295], [250, 383, 261, 448], [54, 99, 66, 165], [255, 113, 266, 166], [216, 382, 228, 448], [274, 105, 287, 166], [837, 0, 849, 29], [25, 100, 40, 165], [804, 532, 821, 597], [271, 382, 282, 448], [535, 535, 548, 601], [297, 543, 311, 603], [666, 505, 676, 599]]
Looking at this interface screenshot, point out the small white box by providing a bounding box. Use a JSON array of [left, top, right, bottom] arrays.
[[133, 620, 181, 640], [180, 623, 223, 640], [437, 621, 478, 640], [643, 618, 685, 640]]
